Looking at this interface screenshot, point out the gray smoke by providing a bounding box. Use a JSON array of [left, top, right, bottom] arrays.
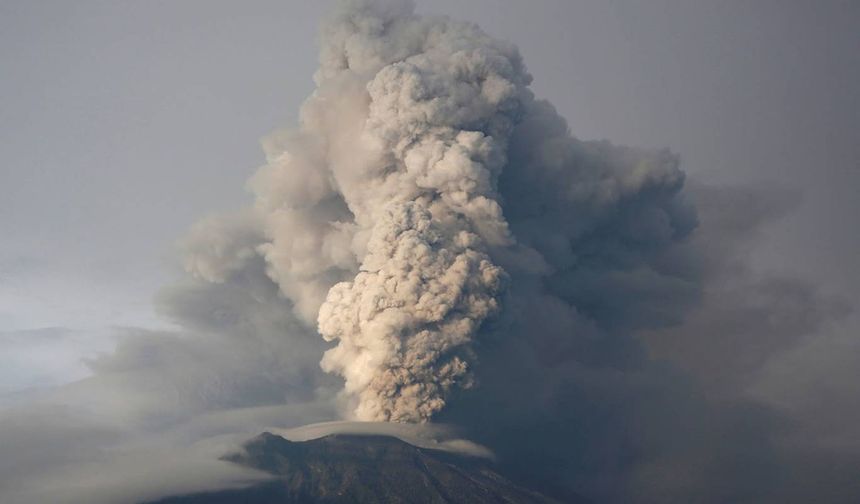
[[313, 2, 530, 421], [181, 0, 533, 422], [182, 0, 695, 425]]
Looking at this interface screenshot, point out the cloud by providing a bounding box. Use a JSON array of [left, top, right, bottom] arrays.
[[0, 252, 338, 503], [0, 327, 115, 396], [0, 402, 321, 504], [643, 183, 849, 395], [273, 420, 495, 459]]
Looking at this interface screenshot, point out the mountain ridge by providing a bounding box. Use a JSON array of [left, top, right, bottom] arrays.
[[148, 431, 576, 503]]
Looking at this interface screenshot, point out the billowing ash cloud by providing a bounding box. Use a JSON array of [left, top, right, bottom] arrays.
[[184, 0, 695, 425], [184, 0, 525, 422], [313, 2, 529, 421], [318, 202, 507, 422]]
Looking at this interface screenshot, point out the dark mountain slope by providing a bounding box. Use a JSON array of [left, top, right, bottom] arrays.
[[148, 432, 574, 503]]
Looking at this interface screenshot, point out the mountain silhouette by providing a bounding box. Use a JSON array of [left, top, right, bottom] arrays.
[[148, 432, 578, 503]]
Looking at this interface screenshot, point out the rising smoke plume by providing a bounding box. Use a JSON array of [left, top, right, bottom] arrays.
[[186, 0, 530, 422], [184, 0, 694, 425]]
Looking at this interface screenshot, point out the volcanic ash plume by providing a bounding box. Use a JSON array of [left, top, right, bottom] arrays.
[[318, 201, 506, 422], [311, 1, 530, 422], [189, 0, 531, 423], [184, 0, 691, 426]]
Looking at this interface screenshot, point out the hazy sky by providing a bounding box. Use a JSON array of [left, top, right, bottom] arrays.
[[1, 0, 858, 398]]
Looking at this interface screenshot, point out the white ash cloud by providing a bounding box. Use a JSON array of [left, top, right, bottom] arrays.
[[311, 1, 531, 422], [318, 202, 507, 421], [179, 0, 534, 422], [274, 420, 495, 459], [177, 0, 697, 427]]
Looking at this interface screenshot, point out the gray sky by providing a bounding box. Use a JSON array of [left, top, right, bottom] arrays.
[[1, 0, 858, 393]]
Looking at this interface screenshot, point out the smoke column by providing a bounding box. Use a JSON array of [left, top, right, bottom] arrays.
[[312, 1, 532, 422], [184, 0, 690, 426], [238, 0, 532, 423]]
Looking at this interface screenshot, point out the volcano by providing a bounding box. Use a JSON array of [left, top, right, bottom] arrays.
[[149, 432, 578, 503]]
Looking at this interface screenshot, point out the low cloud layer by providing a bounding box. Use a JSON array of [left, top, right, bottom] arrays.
[[275, 420, 494, 459], [1, 1, 857, 503]]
